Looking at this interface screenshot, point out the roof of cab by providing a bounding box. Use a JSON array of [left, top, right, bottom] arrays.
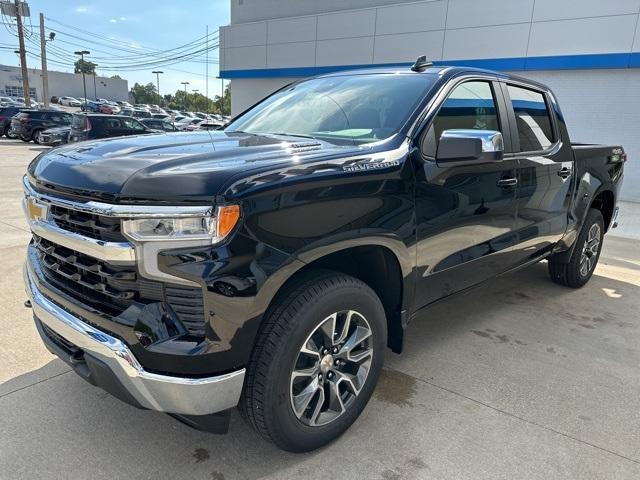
[[316, 65, 550, 90]]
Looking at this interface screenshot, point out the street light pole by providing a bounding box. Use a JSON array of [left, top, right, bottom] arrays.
[[93, 70, 97, 100], [74, 50, 90, 109], [152, 70, 163, 107], [181, 81, 189, 111]]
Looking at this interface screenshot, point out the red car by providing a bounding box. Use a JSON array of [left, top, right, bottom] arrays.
[[99, 104, 117, 115]]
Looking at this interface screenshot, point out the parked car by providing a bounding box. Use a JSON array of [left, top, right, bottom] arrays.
[[99, 104, 119, 115], [80, 101, 101, 113], [116, 101, 133, 108], [68, 113, 155, 142], [150, 113, 169, 119], [9, 109, 72, 143], [22, 63, 625, 452], [131, 108, 152, 119], [175, 117, 202, 131], [119, 107, 133, 116], [0, 105, 23, 136], [38, 125, 71, 146], [139, 118, 177, 131], [58, 96, 81, 107], [50, 96, 59, 104]]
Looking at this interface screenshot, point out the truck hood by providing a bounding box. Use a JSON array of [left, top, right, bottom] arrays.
[[28, 131, 366, 202]]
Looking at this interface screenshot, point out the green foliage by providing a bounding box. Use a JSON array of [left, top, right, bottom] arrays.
[[129, 82, 160, 105], [74, 59, 97, 75], [131, 82, 231, 115], [110, 75, 123, 80]]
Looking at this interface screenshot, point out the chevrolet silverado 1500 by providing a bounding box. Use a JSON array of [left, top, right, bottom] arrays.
[[23, 61, 624, 452]]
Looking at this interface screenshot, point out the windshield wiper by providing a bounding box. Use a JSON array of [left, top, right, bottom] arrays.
[[265, 132, 317, 139]]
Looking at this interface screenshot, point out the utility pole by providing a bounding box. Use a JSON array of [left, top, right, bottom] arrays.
[[152, 70, 163, 106], [74, 50, 90, 109], [205, 25, 209, 114], [14, 0, 31, 107], [220, 78, 224, 115], [38, 12, 49, 107], [181, 81, 189, 111], [93, 71, 97, 100]]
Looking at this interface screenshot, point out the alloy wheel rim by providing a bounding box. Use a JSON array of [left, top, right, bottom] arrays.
[[580, 223, 601, 277], [289, 310, 373, 427]]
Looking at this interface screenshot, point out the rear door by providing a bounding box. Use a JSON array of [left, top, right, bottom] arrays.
[[414, 77, 520, 308], [499, 82, 573, 261]]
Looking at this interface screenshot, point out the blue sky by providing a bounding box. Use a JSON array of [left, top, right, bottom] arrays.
[[0, 0, 230, 98]]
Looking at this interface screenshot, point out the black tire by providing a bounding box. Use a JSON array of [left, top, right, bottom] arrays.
[[548, 208, 604, 288], [20, 134, 31, 142], [32, 130, 43, 144], [240, 270, 387, 452]]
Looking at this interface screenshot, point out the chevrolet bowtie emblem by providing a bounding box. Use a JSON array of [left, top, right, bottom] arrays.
[[27, 197, 48, 222]]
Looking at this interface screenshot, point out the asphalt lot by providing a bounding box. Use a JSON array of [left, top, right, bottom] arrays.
[[1, 138, 640, 479]]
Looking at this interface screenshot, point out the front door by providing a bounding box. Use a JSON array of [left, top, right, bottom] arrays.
[[414, 79, 520, 309]]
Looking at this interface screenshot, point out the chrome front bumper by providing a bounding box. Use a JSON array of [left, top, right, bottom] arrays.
[[24, 263, 245, 416]]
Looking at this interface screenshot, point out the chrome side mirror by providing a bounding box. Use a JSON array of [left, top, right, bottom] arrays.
[[436, 129, 504, 164]]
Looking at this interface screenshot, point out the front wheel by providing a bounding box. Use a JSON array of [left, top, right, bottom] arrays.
[[240, 270, 386, 452], [548, 208, 604, 288]]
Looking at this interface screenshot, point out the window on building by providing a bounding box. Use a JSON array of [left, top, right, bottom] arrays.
[[423, 80, 501, 157], [4, 86, 36, 99], [506, 85, 554, 152]]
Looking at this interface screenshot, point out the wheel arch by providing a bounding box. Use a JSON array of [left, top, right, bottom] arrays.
[[589, 188, 615, 231], [256, 239, 412, 354]]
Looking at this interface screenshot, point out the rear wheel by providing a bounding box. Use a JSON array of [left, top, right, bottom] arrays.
[[20, 134, 30, 142], [240, 270, 386, 452], [32, 130, 43, 144], [548, 208, 604, 288]]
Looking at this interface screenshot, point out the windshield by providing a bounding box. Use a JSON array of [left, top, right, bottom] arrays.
[[226, 73, 436, 145]]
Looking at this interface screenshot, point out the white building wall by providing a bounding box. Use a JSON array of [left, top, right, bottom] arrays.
[[221, 0, 640, 202], [0, 65, 129, 102]]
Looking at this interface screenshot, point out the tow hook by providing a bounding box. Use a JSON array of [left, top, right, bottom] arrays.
[[24, 300, 32, 308]]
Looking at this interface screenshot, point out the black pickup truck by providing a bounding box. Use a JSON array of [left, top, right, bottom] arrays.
[[22, 62, 624, 452]]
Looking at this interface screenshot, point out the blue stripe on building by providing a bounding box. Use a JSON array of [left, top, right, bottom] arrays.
[[220, 52, 640, 79]]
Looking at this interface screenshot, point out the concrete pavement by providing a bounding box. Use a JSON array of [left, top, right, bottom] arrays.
[[1, 138, 640, 479]]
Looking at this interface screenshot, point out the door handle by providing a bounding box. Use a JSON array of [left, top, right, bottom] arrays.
[[558, 167, 572, 179], [497, 177, 518, 188]]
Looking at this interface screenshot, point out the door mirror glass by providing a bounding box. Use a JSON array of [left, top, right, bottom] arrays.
[[436, 129, 504, 164]]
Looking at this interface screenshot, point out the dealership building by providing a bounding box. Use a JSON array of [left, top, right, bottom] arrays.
[[0, 64, 128, 102], [219, 0, 640, 203]]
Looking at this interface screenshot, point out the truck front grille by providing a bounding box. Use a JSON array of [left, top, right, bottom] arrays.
[[33, 235, 206, 338], [50, 204, 125, 242]]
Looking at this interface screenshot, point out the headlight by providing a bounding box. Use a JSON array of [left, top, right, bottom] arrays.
[[122, 205, 240, 243]]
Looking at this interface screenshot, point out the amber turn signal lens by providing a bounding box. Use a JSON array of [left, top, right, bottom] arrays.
[[217, 205, 240, 237]]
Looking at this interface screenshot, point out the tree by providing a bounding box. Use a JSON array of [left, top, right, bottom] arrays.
[[129, 82, 158, 104], [74, 59, 97, 75], [212, 83, 231, 115], [110, 74, 123, 80]]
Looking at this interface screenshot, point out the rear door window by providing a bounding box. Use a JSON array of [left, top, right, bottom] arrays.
[[506, 85, 554, 152], [122, 118, 146, 131]]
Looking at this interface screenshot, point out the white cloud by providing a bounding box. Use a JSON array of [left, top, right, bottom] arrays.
[[109, 18, 117, 23], [75, 6, 89, 13], [119, 16, 127, 21]]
